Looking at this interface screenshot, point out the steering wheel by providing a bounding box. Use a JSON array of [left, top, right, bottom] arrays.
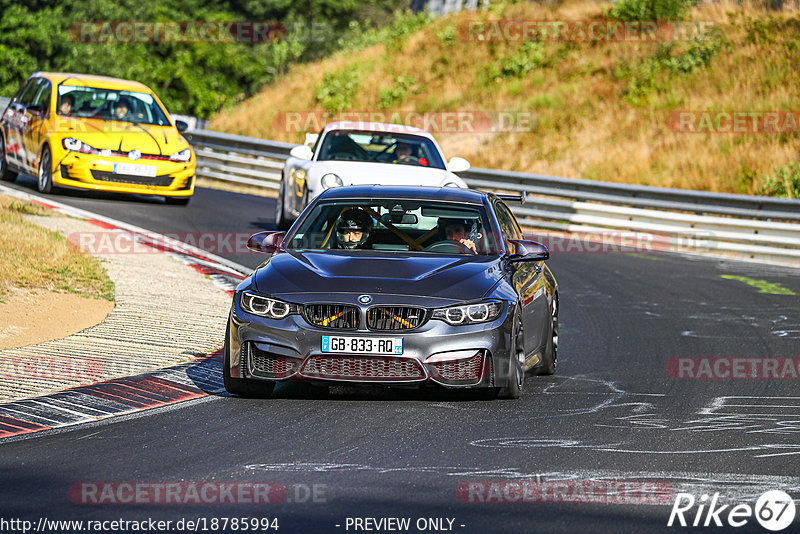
[[396, 155, 420, 165], [422, 240, 473, 254]]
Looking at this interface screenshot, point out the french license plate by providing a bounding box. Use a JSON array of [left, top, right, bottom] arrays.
[[321, 336, 403, 355], [113, 163, 157, 177]]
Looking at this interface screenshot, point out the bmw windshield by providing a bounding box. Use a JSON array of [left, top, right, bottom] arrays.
[[286, 199, 500, 254]]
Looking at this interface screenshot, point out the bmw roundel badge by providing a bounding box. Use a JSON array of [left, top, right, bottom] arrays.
[[358, 295, 372, 304]]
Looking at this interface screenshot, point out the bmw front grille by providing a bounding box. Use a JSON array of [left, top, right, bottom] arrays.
[[367, 306, 427, 330], [301, 304, 427, 330], [302, 304, 359, 329]]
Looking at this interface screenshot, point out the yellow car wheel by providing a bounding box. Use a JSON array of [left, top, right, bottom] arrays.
[[37, 146, 54, 194]]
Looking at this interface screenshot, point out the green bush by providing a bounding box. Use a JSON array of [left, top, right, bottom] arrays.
[[378, 75, 416, 109], [491, 42, 546, 78], [758, 162, 800, 198], [620, 27, 725, 103], [315, 70, 360, 112], [435, 24, 457, 46], [662, 32, 724, 74], [608, 0, 698, 21]]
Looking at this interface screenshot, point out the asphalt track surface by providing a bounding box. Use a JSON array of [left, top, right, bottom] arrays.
[[1, 177, 799, 534]]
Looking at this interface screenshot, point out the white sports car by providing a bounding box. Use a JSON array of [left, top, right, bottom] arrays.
[[275, 121, 470, 229]]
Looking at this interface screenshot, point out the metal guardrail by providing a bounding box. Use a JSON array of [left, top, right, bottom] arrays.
[[184, 129, 800, 264]]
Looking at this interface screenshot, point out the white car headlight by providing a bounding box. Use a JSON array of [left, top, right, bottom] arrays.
[[240, 291, 297, 319], [321, 173, 343, 189], [432, 301, 503, 325], [169, 148, 192, 162]]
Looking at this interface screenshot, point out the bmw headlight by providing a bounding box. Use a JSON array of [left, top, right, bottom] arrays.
[[432, 301, 503, 325], [240, 291, 297, 319], [169, 148, 192, 162], [63, 138, 100, 154], [321, 173, 343, 189]]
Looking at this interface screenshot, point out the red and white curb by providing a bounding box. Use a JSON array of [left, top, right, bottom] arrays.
[[0, 351, 224, 439]]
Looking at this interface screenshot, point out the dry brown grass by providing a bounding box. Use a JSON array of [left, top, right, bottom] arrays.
[[0, 195, 114, 301], [210, 0, 800, 194]]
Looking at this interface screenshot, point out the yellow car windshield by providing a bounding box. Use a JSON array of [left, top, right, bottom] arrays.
[[57, 84, 171, 126]]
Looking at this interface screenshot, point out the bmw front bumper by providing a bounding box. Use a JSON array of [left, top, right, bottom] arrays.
[[226, 294, 518, 389]]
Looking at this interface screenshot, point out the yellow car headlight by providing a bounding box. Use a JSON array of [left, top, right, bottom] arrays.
[[169, 148, 192, 162], [63, 138, 100, 154]]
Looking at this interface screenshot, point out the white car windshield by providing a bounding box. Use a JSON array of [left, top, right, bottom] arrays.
[[57, 84, 171, 126], [316, 131, 446, 170]]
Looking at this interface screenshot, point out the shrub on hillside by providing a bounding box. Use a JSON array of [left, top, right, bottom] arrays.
[[315, 70, 360, 112], [608, 0, 698, 21], [758, 162, 800, 198], [378, 75, 417, 109]]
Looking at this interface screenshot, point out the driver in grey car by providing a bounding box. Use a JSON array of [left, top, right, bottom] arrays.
[[439, 218, 477, 254]]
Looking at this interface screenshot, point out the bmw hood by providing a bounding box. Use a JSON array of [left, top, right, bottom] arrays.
[[310, 161, 460, 187], [252, 251, 503, 303], [54, 117, 190, 155]]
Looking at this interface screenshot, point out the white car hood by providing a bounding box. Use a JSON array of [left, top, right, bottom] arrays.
[[309, 161, 458, 186]]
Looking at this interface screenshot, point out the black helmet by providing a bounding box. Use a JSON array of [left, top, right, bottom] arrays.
[[336, 208, 373, 249]]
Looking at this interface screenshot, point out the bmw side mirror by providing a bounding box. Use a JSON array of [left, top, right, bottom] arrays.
[[447, 157, 470, 173], [175, 120, 189, 132], [508, 239, 549, 262], [289, 145, 313, 160], [247, 231, 285, 254]]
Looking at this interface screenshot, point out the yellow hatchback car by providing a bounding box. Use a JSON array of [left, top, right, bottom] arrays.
[[0, 72, 195, 205]]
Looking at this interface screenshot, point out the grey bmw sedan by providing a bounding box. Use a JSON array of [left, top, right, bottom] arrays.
[[224, 185, 558, 399]]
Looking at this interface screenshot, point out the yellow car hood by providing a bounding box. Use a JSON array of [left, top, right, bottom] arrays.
[[54, 117, 189, 155]]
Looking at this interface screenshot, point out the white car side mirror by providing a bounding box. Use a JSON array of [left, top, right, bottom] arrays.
[[289, 145, 313, 160], [447, 157, 470, 173]]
